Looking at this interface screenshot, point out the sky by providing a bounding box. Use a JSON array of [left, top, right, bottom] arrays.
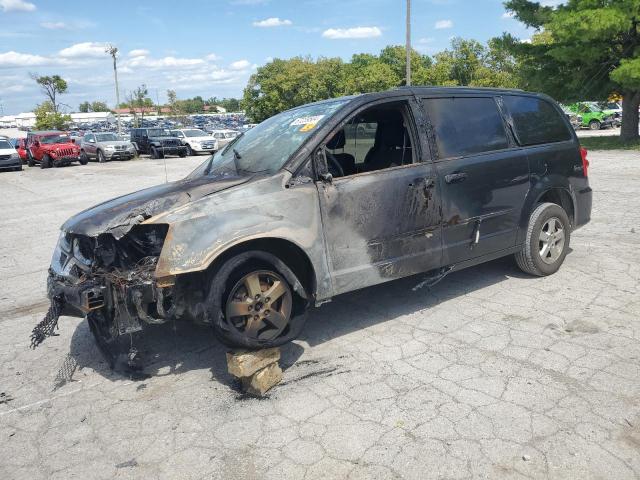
[[0, 0, 558, 115]]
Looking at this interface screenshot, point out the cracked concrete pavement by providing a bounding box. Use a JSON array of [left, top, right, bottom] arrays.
[[0, 151, 639, 479]]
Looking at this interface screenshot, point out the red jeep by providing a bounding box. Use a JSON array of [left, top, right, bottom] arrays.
[[16, 138, 28, 162], [26, 131, 86, 168]]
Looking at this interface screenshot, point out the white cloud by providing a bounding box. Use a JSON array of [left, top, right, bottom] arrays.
[[230, 59, 251, 70], [435, 19, 453, 29], [0, 0, 35, 12], [417, 37, 434, 44], [41, 21, 67, 30], [502, 11, 515, 19], [58, 42, 107, 58], [126, 55, 205, 69], [252, 17, 292, 27], [206, 53, 220, 61], [128, 49, 149, 57], [322, 26, 382, 40], [0, 51, 52, 67]]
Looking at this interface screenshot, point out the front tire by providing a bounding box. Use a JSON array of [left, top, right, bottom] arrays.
[[27, 152, 35, 167], [80, 150, 89, 164], [41, 154, 52, 169], [186, 144, 194, 156], [515, 202, 571, 276], [208, 252, 309, 349], [97, 150, 106, 163], [589, 120, 601, 130], [149, 146, 157, 159]]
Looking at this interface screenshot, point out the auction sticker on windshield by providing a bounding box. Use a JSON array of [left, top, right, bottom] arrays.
[[290, 115, 325, 131]]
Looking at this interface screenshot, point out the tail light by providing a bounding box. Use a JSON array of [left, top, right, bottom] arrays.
[[580, 147, 589, 177]]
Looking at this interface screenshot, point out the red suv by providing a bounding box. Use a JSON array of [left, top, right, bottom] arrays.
[[26, 131, 86, 168], [16, 138, 28, 162]]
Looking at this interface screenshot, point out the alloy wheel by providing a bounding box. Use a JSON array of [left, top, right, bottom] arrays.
[[225, 270, 292, 341], [539, 217, 565, 264]]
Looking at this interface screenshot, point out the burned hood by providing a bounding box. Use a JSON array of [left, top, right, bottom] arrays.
[[62, 175, 249, 239]]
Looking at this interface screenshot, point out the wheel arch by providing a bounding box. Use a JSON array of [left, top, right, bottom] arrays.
[[203, 237, 318, 301], [518, 182, 577, 244]]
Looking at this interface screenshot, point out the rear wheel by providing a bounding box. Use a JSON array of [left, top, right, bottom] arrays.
[[589, 120, 601, 130], [515, 202, 570, 276]]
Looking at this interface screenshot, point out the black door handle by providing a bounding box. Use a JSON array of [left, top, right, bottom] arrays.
[[445, 172, 468, 184]]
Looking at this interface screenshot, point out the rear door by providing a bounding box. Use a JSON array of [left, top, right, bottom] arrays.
[[420, 95, 530, 265]]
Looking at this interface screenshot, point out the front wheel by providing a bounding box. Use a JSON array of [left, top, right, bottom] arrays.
[[97, 150, 106, 163], [41, 154, 52, 169], [185, 144, 194, 156], [209, 252, 309, 349], [80, 150, 89, 165], [27, 152, 35, 167], [149, 146, 157, 159], [515, 202, 571, 276], [589, 120, 601, 130]]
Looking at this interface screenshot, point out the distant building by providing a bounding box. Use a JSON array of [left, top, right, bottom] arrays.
[[0, 115, 16, 128], [15, 112, 36, 128], [70, 111, 116, 124]]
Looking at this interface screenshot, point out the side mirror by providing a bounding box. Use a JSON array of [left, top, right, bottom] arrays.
[[320, 172, 333, 184]]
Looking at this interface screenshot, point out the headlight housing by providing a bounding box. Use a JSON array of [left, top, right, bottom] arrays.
[[10, 152, 19, 160]]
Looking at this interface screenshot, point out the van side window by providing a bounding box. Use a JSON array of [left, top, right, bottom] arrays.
[[424, 97, 509, 160], [504, 96, 572, 146]]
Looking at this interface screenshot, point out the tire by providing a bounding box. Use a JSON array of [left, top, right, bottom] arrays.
[[97, 150, 106, 163], [185, 144, 194, 156], [207, 251, 309, 349], [515, 202, 571, 276], [589, 120, 601, 130], [150, 146, 157, 159], [41, 154, 52, 169], [80, 150, 89, 164], [27, 153, 35, 167]]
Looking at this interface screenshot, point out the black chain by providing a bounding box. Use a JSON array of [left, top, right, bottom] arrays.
[[30, 296, 63, 349]]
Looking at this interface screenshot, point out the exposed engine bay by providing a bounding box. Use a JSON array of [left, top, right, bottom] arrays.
[[37, 224, 210, 367]]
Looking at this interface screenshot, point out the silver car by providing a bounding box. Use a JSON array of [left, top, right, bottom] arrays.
[[81, 132, 136, 163]]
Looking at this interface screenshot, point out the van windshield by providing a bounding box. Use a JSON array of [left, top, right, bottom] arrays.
[[190, 99, 348, 178]]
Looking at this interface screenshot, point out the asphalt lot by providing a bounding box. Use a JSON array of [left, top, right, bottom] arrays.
[[0, 150, 639, 479]]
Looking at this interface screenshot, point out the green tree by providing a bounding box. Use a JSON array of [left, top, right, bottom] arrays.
[[90, 101, 110, 112], [78, 101, 91, 113], [31, 74, 68, 113], [34, 101, 72, 130], [503, 0, 640, 140]]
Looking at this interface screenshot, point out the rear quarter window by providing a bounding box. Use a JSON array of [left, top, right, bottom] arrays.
[[504, 96, 572, 146], [423, 97, 509, 160]]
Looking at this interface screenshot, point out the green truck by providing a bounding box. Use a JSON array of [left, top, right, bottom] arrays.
[[567, 102, 616, 130]]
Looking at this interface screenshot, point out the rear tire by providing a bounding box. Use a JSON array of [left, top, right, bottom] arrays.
[[515, 202, 570, 276], [208, 252, 309, 349]]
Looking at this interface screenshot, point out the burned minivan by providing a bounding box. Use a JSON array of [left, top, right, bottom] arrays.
[[40, 87, 592, 362]]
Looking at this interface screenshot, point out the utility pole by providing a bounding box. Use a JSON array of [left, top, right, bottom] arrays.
[[106, 45, 121, 135], [406, 0, 412, 86]]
